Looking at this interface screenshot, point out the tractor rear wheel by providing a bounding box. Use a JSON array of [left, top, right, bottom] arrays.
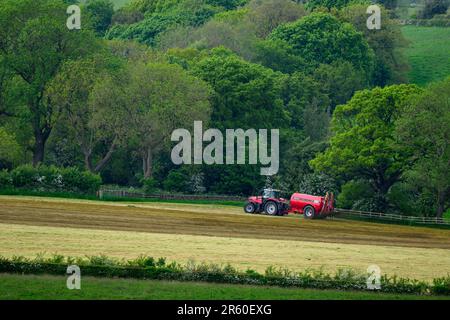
[[303, 205, 315, 219], [244, 202, 256, 214], [264, 201, 278, 216]]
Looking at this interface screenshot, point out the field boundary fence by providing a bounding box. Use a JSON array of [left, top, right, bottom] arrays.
[[98, 189, 246, 202], [332, 208, 450, 226]]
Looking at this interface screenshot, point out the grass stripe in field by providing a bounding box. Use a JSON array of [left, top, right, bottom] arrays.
[[1, 223, 450, 281], [1, 274, 449, 300]]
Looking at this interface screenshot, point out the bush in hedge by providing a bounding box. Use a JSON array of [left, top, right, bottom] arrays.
[[141, 177, 158, 194], [0, 254, 448, 295], [36, 165, 62, 190], [432, 276, 450, 295], [62, 168, 102, 194], [163, 169, 189, 192], [11, 164, 37, 188], [4, 165, 102, 194], [163, 170, 189, 192]]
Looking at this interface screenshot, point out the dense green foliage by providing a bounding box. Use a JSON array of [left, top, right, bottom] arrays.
[[1, 254, 449, 295], [0, 128, 21, 168], [418, 0, 449, 19], [306, 0, 367, 10], [192, 48, 286, 130], [0, 0, 99, 166], [0, 0, 448, 216], [106, 0, 225, 46], [312, 84, 423, 212], [0, 165, 102, 194], [84, 0, 115, 35], [339, 4, 410, 86], [270, 13, 374, 76], [395, 78, 450, 218]]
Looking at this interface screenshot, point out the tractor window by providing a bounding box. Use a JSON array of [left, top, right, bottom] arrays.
[[262, 190, 281, 198], [262, 190, 274, 198]]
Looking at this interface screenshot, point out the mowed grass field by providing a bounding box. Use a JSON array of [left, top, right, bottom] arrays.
[[1, 196, 450, 281], [2, 274, 449, 300], [402, 26, 450, 86]]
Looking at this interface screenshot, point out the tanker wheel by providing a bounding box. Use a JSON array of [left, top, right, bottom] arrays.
[[244, 202, 256, 214], [264, 201, 278, 216], [303, 205, 315, 219]]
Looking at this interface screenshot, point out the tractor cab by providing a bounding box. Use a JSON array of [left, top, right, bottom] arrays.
[[262, 188, 282, 199]]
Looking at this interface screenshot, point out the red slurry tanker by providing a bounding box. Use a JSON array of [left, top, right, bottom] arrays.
[[243, 188, 334, 219]]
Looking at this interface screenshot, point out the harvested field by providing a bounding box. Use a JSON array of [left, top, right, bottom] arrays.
[[1, 196, 449, 248], [0, 196, 449, 280]]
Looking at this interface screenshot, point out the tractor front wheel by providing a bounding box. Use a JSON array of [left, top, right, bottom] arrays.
[[303, 205, 315, 219], [264, 201, 278, 216], [244, 202, 256, 214]]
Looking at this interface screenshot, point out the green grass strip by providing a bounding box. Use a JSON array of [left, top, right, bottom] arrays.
[[1, 273, 449, 300]]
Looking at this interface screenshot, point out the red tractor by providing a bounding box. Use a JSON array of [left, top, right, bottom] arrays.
[[244, 188, 334, 219], [244, 189, 290, 216]]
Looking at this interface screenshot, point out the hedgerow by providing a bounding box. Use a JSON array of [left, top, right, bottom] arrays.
[[0, 255, 448, 295], [0, 165, 101, 194]]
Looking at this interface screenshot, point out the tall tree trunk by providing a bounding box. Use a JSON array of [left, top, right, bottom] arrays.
[[142, 156, 147, 179], [94, 142, 116, 173], [32, 130, 50, 166], [83, 151, 94, 172], [143, 148, 153, 179], [82, 142, 116, 173], [30, 97, 52, 167], [32, 137, 45, 166]]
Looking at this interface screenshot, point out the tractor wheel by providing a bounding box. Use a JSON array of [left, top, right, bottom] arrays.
[[244, 202, 256, 214], [264, 201, 278, 216], [303, 205, 315, 219]]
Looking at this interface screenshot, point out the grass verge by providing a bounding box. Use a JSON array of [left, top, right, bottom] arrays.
[[1, 274, 449, 300]]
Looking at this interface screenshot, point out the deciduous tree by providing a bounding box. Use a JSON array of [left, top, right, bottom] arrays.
[[0, 0, 98, 165], [46, 54, 125, 173], [270, 13, 374, 78], [339, 4, 409, 86], [193, 48, 287, 130], [91, 62, 211, 178], [84, 0, 115, 36], [311, 84, 422, 211], [396, 78, 450, 218]]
